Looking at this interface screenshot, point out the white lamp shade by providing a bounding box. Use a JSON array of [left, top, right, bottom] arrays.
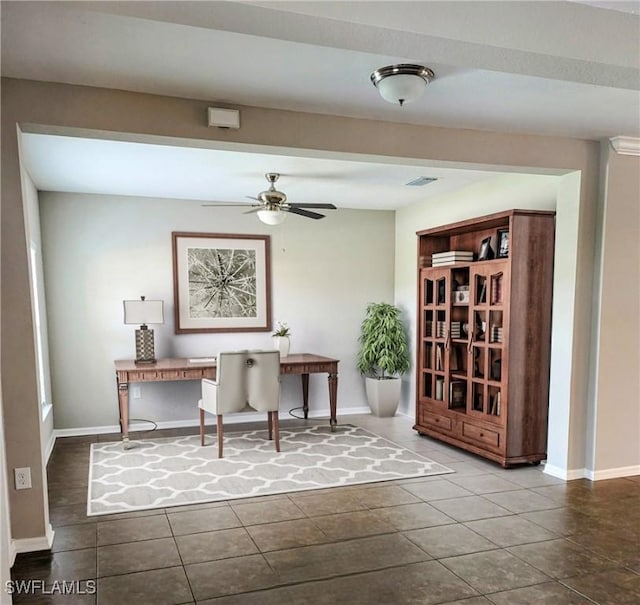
[[257, 209, 287, 225], [123, 299, 164, 325], [377, 73, 427, 105]]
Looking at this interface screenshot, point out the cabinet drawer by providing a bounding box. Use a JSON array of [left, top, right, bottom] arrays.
[[183, 368, 208, 379], [422, 410, 453, 433], [159, 370, 182, 380], [462, 422, 500, 448], [127, 370, 157, 382]]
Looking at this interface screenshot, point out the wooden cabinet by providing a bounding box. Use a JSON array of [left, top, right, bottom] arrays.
[[414, 210, 555, 467]]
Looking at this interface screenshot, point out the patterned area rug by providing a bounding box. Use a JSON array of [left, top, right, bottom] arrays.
[[87, 425, 453, 516]]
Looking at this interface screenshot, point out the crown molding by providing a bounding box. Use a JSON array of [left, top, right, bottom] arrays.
[[609, 136, 640, 156]]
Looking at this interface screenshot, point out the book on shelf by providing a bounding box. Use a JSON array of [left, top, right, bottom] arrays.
[[432, 251, 474, 260], [490, 391, 501, 415], [449, 380, 466, 408], [436, 345, 443, 371]]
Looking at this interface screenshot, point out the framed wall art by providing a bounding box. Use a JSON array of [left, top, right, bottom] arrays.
[[172, 232, 272, 333]]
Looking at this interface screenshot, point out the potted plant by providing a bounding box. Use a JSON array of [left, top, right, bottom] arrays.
[[357, 302, 410, 416], [272, 321, 291, 358]]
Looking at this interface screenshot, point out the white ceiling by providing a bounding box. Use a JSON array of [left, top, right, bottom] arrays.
[[3, 1, 639, 206]]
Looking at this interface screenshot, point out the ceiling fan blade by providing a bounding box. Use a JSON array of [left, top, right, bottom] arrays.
[[288, 203, 337, 209], [286, 207, 326, 220], [246, 195, 262, 201], [243, 207, 263, 214], [202, 203, 257, 207]]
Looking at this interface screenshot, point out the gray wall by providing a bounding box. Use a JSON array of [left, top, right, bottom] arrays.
[[40, 192, 395, 430]]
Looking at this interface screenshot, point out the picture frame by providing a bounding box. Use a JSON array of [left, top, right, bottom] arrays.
[[172, 232, 272, 333], [496, 228, 509, 258], [477, 235, 495, 261]]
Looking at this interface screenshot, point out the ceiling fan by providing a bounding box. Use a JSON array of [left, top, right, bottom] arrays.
[[202, 173, 337, 224]]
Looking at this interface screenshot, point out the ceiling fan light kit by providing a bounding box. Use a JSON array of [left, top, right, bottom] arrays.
[[370, 64, 435, 106], [257, 209, 287, 225], [203, 173, 337, 224]]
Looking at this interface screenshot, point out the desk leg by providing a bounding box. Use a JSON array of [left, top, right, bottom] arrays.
[[301, 373, 309, 419], [328, 373, 338, 431], [117, 381, 131, 450]]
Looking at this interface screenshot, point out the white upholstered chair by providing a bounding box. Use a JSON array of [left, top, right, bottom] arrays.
[[198, 350, 281, 458]]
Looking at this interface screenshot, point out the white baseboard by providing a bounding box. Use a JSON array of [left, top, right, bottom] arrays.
[[585, 464, 640, 481], [53, 407, 372, 438], [10, 524, 54, 560], [544, 462, 640, 481], [543, 464, 587, 481]]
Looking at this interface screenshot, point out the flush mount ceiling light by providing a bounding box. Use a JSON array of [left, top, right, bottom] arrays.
[[370, 64, 435, 106]]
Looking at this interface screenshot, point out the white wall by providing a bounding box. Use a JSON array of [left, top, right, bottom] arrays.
[[591, 145, 640, 477], [40, 192, 395, 431]]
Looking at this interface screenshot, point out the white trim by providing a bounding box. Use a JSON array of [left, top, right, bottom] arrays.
[[41, 402, 53, 422], [53, 406, 372, 438], [44, 430, 56, 464], [585, 464, 640, 481], [609, 136, 640, 156], [543, 464, 588, 480], [10, 524, 54, 557]]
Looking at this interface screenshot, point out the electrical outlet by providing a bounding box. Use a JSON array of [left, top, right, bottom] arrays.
[[14, 467, 32, 490], [132, 386, 141, 399]]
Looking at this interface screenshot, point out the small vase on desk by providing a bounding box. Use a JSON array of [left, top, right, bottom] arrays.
[[273, 335, 290, 358]]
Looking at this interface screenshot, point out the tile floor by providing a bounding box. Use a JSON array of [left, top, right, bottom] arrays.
[[10, 414, 640, 604]]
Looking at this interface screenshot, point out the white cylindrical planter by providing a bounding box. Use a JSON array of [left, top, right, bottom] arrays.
[[273, 335, 290, 358], [365, 377, 402, 417]]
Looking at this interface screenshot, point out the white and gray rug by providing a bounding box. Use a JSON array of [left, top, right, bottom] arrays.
[[87, 425, 453, 516]]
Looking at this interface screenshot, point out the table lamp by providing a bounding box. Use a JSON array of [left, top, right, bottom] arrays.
[[123, 296, 164, 364]]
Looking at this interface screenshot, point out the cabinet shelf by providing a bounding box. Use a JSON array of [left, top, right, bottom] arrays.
[[414, 209, 555, 467]]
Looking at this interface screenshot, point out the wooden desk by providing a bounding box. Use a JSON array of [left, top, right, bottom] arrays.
[[114, 354, 339, 446]]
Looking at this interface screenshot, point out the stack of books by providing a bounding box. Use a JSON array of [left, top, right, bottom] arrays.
[[491, 326, 504, 343], [432, 250, 474, 266], [436, 320, 447, 338], [450, 321, 461, 338]]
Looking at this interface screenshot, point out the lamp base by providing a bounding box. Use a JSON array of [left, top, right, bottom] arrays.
[[134, 327, 156, 364]]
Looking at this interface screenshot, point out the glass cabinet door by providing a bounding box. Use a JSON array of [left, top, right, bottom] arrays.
[[469, 262, 509, 422]]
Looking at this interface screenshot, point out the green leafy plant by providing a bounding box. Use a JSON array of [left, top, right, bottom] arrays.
[[272, 321, 290, 337], [357, 302, 410, 379]]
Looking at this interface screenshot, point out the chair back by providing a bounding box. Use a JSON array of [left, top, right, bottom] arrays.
[[246, 350, 281, 412], [215, 351, 251, 413]]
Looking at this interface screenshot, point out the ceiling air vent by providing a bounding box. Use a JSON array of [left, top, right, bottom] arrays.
[[406, 177, 438, 186]]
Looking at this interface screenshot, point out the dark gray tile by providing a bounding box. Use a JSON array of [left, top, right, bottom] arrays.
[[167, 506, 241, 536], [230, 498, 305, 525], [289, 491, 368, 516], [430, 495, 512, 522], [312, 509, 394, 540], [440, 549, 550, 593], [438, 598, 493, 605], [489, 581, 593, 604], [484, 489, 559, 513], [465, 515, 556, 547], [51, 524, 97, 552], [265, 533, 429, 583], [12, 549, 96, 583], [403, 479, 474, 501], [175, 528, 258, 564], [375, 502, 455, 530], [349, 485, 421, 508], [493, 468, 565, 489], [48, 488, 88, 507], [185, 554, 278, 600], [97, 514, 171, 545], [561, 568, 640, 605], [97, 566, 192, 605], [448, 474, 522, 494], [246, 518, 329, 552], [520, 507, 596, 536], [404, 524, 496, 558], [97, 537, 181, 576], [199, 560, 478, 605], [508, 538, 617, 579]]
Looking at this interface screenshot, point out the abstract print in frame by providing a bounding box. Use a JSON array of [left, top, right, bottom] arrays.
[[172, 232, 271, 333]]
